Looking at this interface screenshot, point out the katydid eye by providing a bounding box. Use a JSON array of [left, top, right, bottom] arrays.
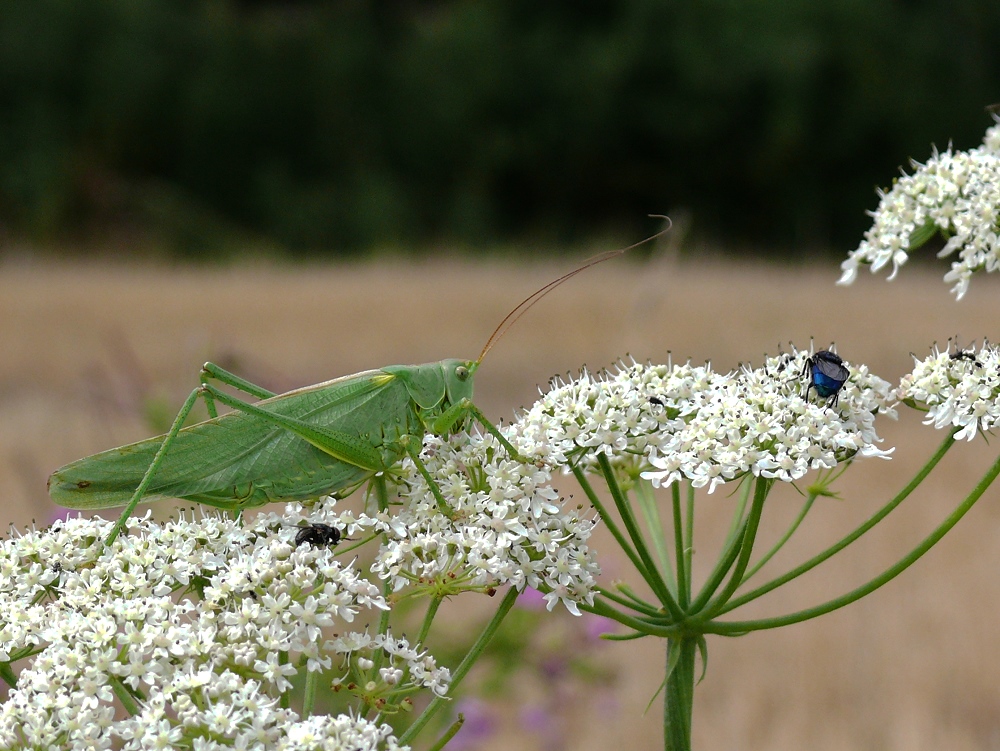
[[455, 366, 470, 381]]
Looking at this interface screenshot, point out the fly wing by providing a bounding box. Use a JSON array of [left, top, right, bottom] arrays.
[[814, 357, 849, 382], [49, 370, 409, 510]]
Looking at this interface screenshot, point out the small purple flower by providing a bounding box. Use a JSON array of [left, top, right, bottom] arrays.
[[583, 613, 615, 643], [520, 705, 564, 751], [517, 587, 547, 611], [520, 705, 553, 734], [449, 698, 497, 750]]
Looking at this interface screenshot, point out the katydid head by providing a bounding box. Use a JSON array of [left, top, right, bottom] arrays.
[[383, 360, 477, 411], [441, 358, 477, 405]]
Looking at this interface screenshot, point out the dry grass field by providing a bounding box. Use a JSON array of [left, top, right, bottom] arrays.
[[2, 254, 1000, 749]]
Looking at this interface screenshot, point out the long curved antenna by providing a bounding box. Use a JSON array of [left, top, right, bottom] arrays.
[[477, 215, 672, 364]]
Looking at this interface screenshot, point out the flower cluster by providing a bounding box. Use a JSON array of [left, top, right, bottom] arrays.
[[0, 408, 615, 746], [896, 341, 1000, 441], [838, 118, 1000, 299], [376, 430, 600, 615], [0, 511, 414, 751], [277, 714, 408, 751], [519, 352, 894, 494], [328, 631, 451, 701], [518, 360, 728, 476]]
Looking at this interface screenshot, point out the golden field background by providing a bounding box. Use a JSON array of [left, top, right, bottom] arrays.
[[2, 254, 1000, 750]]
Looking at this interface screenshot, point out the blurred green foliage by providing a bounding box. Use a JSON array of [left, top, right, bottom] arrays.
[[1, 0, 998, 257]]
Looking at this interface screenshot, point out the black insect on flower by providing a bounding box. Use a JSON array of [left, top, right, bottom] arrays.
[[949, 349, 982, 367], [776, 352, 796, 372], [294, 522, 343, 549], [802, 350, 850, 407], [243, 574, 258, 600]]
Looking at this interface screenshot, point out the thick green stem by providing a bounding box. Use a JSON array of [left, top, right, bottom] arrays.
[[635, 478, 675, 596], [428, 715, 466, 751], [664, 637, 696, 751], [684, 484, 695, 599], [724, 475, 753, 545], [303, 669, 319, 717], [686, 478, 754, 612], [108, 675, 141, 716], [279, 650, 291, 710], [417, 596, 443, 646], [572, 465, 652, 589], [698, 477, 769, 618], [596, 585, 661, 616], [0, 662, 16, 690], [742, 492, 817, 582], [583, 597, 683, 637]]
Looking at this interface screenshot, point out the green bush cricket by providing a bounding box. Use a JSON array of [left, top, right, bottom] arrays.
[[48, 236, 662, 547]]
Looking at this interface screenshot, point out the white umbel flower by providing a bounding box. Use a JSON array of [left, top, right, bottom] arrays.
[[0, 510, 411, 750], [839, 118, 1000, 299], [896, 341, 1000, 441], [374, 429, 600, 615], [519, 353, 893, 495], [279, 713, 407, 751]]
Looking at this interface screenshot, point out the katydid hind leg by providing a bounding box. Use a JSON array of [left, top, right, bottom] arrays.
[[200, 362, 277, 419], [103, 363, 279, 544], [104, 375, 380, 546], [201, 384, 386, 472]]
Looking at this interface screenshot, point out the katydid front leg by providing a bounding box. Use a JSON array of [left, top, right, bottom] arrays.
[[432, 399, 537, 466], [400, 435, 457, 519]]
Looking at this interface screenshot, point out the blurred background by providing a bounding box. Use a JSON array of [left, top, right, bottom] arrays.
[[3, 2, 1000, 749], [2, 0, 1000, 259]]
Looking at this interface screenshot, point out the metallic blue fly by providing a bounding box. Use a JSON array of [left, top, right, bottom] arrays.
[[802, 350, 849, 407]]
